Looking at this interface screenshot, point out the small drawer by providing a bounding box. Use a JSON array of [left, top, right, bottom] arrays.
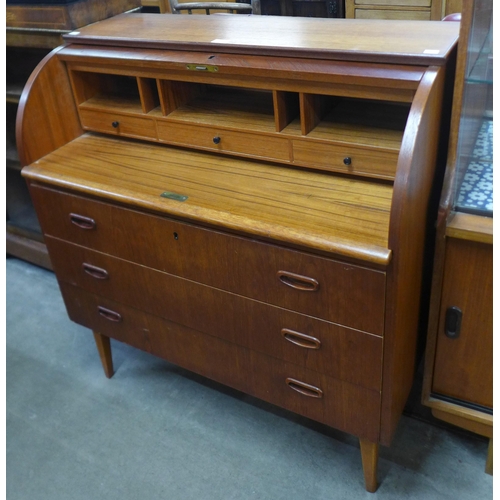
[[157, 121, 291, 162], [31, 187, 386, 334], [57, 273, 383, 390], [79, 108, 158, 140], [292, 140, 398, 179], [59, 282, 381, 442]]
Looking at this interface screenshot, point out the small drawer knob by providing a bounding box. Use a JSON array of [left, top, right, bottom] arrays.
[[343, 157, 352, 166], [213, 136, 221, 145], [112, 121, 119, 128]]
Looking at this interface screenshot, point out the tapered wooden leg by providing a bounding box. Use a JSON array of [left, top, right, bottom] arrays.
[[485, 438, 493, 475], [359, 438, 379, 493], [93, 331, 114, 379]]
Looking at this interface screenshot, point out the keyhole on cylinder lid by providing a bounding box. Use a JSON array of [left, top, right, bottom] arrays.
[[173, 232, 179, 240]]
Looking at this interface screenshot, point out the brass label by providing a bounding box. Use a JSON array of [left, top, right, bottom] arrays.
[[186, 64, 218, 72]]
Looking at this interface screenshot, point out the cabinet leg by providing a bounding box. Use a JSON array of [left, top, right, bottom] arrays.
[[93, 331, 114, 379], [359, 438, 379, 492], [485, 438, 493, 475]]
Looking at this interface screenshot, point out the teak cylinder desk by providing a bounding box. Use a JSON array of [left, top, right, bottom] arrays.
[[17, 14, 459, 492]]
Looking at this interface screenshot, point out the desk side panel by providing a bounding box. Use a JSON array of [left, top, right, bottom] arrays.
[[381, 62, 452, 445]]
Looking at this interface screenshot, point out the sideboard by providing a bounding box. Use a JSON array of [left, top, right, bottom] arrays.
[[17, 14, 458, 492], [422, 0, 493, 474]]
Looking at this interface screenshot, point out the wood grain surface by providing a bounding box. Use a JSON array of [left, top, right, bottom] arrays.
[[58, 280, 383, 388], [445, 212, 493, 244], [66, 62, 412, 179], [59, 45, 425, 97], [23, 133, 393, 265], [62, 13, 459, 66], [432, 238, 492, 408], [40, 224, 386, 334], [58, 282, 382, 442]]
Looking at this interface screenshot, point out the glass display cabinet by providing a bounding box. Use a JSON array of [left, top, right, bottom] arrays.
[[422, 0, 493, 475]]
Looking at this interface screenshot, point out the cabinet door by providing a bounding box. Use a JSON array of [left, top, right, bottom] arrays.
[[432, 238, 492, 409]]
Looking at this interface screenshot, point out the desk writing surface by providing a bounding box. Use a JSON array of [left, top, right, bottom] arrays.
[[23, 133, 393, 265]]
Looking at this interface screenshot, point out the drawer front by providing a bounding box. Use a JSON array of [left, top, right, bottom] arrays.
[[30, 186, 386, 334], [53, 244, 383, 390], [157, 121, 291, 162], [60, 283, 381, 441], [354, 0, 431, 6], [354, 8, 431, 19], [79, 108, 158, 140], [293, 140, 398, 179]]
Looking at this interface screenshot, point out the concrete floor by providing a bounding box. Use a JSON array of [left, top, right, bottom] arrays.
[[6, 257, 493, 499]]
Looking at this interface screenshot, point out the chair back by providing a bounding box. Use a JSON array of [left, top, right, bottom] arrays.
[[169, 0, 259, 14]]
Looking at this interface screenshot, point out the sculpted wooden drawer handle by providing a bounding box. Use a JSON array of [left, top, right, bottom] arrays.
[[97, 306, 122, 322], [69, 213, 96, 230], [281, 328, 321, 349], [277, 271, 319, 292], [82, 263, 109, 280], [286, 378, 323, 398]]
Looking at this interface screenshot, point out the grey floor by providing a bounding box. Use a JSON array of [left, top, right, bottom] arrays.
[[6, 257, 493, 500]]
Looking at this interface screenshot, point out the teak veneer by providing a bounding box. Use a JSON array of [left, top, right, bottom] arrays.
[[17, 14, 458, 492]]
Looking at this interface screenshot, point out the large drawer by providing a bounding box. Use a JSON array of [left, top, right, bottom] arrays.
[[51, 241, 383, 390], [157, 121, 291, 162], [30, 185, 386, 334], [60, 282, 381, 442]]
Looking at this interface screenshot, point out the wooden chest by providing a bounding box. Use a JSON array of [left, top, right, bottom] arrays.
[[17, 14, 458, 492]]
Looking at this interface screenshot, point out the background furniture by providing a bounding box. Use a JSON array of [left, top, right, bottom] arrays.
[[169, 0, 258, 15], [141, 0, 171, 12], [6, 46, 52, 268], [345, 0, 461, 20], [17, 14, 458, 492], [279, 0, 344, 17], [6, 0, 141, 269], [144, 0, 341, 16], [422, 0, 492, 474]]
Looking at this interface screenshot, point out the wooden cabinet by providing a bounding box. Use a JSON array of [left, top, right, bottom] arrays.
[[6, 47, 52, 269], [432, 238, 492, 408], [6, 0, 141, 269], [345, 0, 461, 20], [422, 0, 493, 475], [17, 14, 458, 492]]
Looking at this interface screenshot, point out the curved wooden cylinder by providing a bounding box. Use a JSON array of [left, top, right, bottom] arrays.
[[16, 46, 83, 168]]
